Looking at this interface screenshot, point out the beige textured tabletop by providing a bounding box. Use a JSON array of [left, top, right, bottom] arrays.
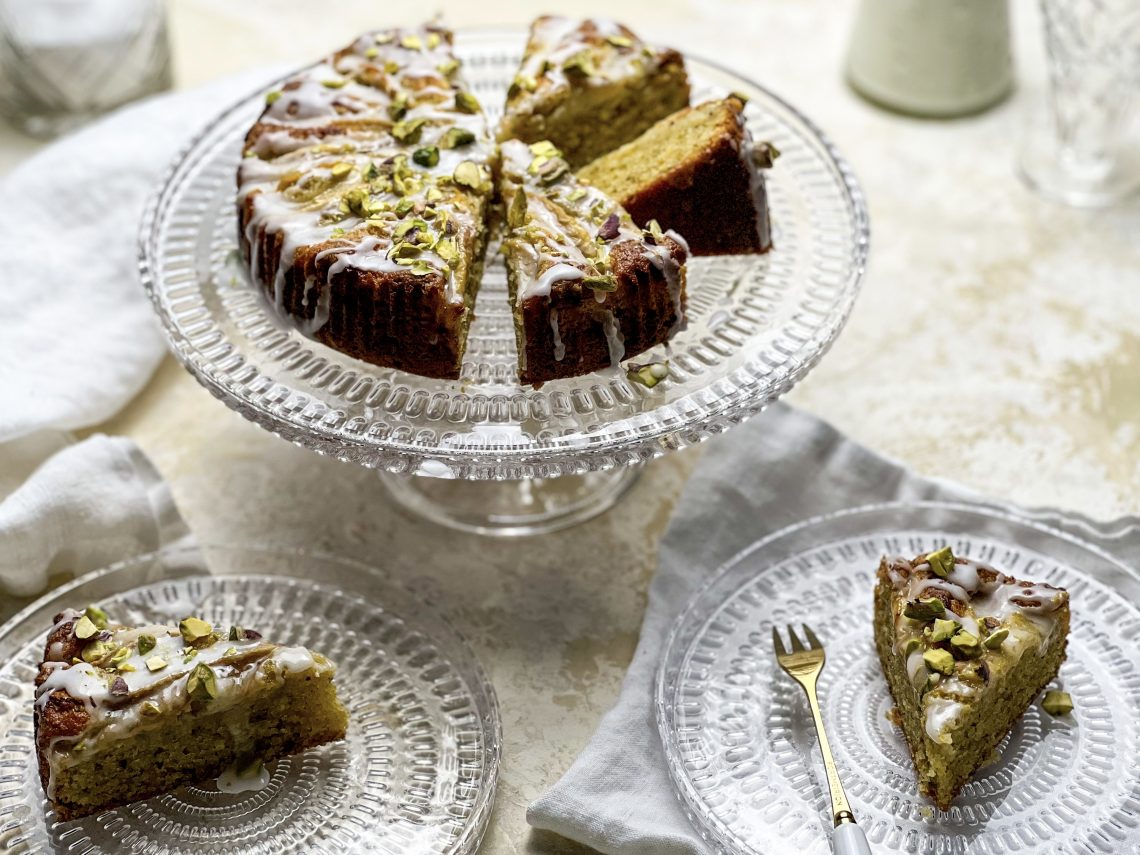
[[2, 1, 1138, 852]]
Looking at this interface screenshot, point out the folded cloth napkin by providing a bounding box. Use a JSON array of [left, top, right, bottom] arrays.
[[0, 432, 189, 596], [528, 402, 1140, 854], [0, 71, 283, 596], [0, 66, 282, 443]]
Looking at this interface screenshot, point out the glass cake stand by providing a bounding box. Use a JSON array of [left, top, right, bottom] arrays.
[[657, 502, 1140, 855], [139, 29, 869, 536], [0, 543, 500, 855]]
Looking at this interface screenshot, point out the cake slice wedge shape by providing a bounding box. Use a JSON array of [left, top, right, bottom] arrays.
[[498, 16, 690, 168], [238, 23, 496, 379], [35, 606, 348, 820], [498, 139, 688, 385], [578, 96, 777, 255], [873, 547, 1070, 811]]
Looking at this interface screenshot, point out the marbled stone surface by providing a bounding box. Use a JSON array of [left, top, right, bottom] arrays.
[[2, 1, 1138, 852]]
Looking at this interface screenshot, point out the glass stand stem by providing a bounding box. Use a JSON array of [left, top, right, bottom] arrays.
[[379, 467, 642, 536]]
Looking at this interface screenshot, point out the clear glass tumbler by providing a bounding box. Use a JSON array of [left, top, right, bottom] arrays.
[[1019, 0, 1140, 206], [0, 0, 172, 138]]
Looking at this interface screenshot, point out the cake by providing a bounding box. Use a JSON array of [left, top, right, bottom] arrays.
[[497, 17, 690, 168], [34, 606, 348, 821], [873, 547, 1070, 810], [238, 23, 496, 380], [499, 139, 688, 385], [578, 96, 777, 255]]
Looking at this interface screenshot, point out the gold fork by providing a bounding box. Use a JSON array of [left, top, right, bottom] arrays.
[[773, 624, 872, 855]]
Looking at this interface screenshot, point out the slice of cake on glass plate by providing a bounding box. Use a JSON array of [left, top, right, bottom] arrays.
[[873, 547, 1070, 811], [498, 138, 688, 386], [578, 96, 778, 255], [34, 606, 348, 821], [238, 23, 496, 379], [497, 16, 690, 168]]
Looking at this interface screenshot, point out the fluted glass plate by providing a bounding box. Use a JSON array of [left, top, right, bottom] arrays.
[[139, 29, 868, 479], [0, 544, 499, 855], [657, 502, 1140, 855]]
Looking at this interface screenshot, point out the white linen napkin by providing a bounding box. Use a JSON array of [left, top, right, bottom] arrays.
[[527, 402, 1140, 854], [0, 70, 281, 597]]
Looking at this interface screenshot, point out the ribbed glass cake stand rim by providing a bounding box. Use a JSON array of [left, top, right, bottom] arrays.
[[0, 543, 500, 855], [138, 28, 869, 479], [657, 501, 1140, 855]]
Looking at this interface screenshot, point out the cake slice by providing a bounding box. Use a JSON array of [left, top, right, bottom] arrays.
[[238, 23, 496, 379], [497, 16, 689, 168], [873, 547, 1070, 810], [498, 139, 688, 385], [578, 96, 777, 255], [34, 606, 348, 821]]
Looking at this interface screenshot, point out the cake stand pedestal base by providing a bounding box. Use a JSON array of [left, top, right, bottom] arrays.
[[379, 468, 641, 536]]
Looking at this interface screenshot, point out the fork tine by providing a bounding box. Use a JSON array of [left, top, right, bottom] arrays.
[[787, 624, 805, 653], [803, 624, 822, 650], [772, 626, 787, 657]]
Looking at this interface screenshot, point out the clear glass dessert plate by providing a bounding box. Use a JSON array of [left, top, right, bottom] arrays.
[[657, 502, 1140, 855], [0, 544, 500, 855], [138, 29, 869, 481]]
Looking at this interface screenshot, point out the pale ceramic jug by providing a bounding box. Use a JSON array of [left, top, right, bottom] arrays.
[[846, 0, 1013, 117]]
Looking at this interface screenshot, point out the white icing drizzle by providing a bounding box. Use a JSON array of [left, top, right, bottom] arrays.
[[602, 311, 626, 366], [550, 308, 565, 361], [236, 23, 495, 335], [924, 697, 961, 744]]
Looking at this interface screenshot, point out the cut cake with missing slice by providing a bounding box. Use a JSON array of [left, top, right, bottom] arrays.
[[34, 606, 348, 821], [873, 547, 1070, 811]]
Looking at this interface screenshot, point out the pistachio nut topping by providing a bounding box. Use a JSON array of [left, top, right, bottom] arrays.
[[950, 630, 980, 657], [923, 648, 955, 676], [137, 634, 156, 655], [146, 655, 168, 672], [84, 605, 109, 629], [186, 663, 218, 703], [982, 627, 1009, 649], [627, 362, 669, 388], [904, 598, 946, 621], [929, 618, 958, 643], [1041, 690, 1074, 716], [925, 547, 955, 578], [179, 617, 214, 646], [73, 615, 99, 640]]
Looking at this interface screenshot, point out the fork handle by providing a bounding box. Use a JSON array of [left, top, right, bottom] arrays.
[[833, 822, 872, 855]]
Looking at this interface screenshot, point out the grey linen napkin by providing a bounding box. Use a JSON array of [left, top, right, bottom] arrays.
[[527, 402, 1140, 854]]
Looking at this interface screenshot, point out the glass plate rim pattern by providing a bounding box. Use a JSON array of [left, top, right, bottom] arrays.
[[655, 499, 1140, 855], [0, 541, 502, 855]]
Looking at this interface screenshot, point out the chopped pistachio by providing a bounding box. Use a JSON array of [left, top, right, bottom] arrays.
[[508, 188, 528, 229], [435, 237, 459, 266], [628, 363, 669, 388], [364, 46, 379, 59], [146, 655, 168, 672], [109, 646, 131, 665], [439, 127, 476, 149], [729, 90, 751, 105], [752, 141, 782, 169], [395, 197, 416, 217], [508, 74, 537, 97], [342, 187, 371, 218], [400, 34, 422, 50], [81, 640, 113, 664], [426, 32, 441, 49], [140, 701, 161, 717], [561, 49, 596, 78], [923, 648, 955, 675], [265, 89, 282, 106], [437, 58, 460, 77], [950, 630, 980, 656], [606, 34, 633, 48], [903, 597, 946, 621], [983, 627, 1009, 649], [903, 637, 923, 656], [137, 634, 156, 655], [584, 275, 617, 293], [645, 219, 666, 244], [321, 77, 348, 89], [454, 91, 480, 114], [1042, 690, 1074, 717], [413, 145, 440, 167], [118, 662, 137, 672], [179, 617, 213, 645], [73, 615, 98, 640], [425, 186, 443, 203], [529, 140, 561, 160], [374, 32, 394, 44], [388, 92, 409, 121], [384, 59, 400, 74], [930, 618, 958, 643], [224, 647, 239, 657], [926, 546, 955, 578], [187, 663, 218, 703], [84, 605, 109, 629], [330, 227, 346, 238], [330, 161, 353, 179], [452, 161, 484, 190], [392, 118, 426, 144]]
